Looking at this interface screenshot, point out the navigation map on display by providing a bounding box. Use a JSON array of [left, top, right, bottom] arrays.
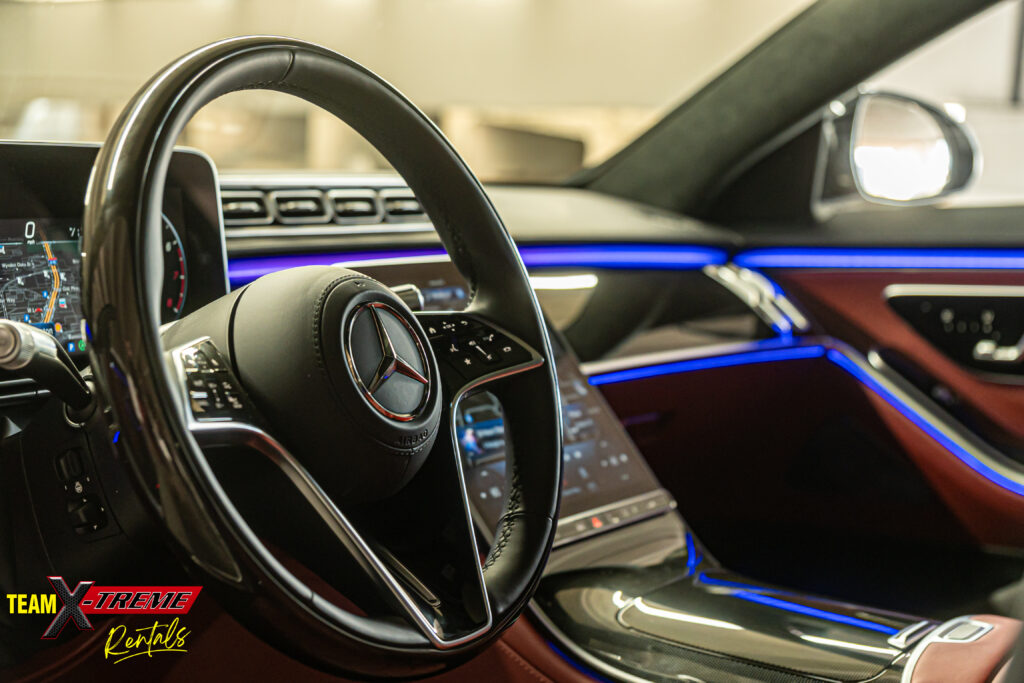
[[0, 219, 85, 352]]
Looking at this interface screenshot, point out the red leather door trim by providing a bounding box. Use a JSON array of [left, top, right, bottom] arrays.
[[775, 269, 1024, 446]]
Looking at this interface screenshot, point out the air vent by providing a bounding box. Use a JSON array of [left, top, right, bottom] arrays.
[[380, 189, 425, 222], [221, 190, 272, 226], [219, 175, 436, 238], [268, 190, 331, 224], [327, 189, 382, 224]]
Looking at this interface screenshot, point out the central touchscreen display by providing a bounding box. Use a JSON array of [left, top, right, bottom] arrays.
[[457, 331, 665, 539], [0, 218, 85, 352]]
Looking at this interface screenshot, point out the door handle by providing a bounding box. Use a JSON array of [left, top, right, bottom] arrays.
[[973, 335, 1024, 363]]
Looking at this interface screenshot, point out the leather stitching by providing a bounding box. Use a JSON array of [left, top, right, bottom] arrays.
[[483, 514, 516, 571], [484, 464, 524, 570]]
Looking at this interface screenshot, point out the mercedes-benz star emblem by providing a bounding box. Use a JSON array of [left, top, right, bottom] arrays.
[[346, 303, 430, 421]]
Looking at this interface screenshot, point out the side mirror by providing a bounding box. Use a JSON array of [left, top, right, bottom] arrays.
[[817, 91, 979, 209]]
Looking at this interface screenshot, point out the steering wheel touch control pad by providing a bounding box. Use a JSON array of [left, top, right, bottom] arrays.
[[178, 342, 253, 423], [422, 313, 536, 385]]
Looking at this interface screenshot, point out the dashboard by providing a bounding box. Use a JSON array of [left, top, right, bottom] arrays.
[[0, 141, 680, 559]]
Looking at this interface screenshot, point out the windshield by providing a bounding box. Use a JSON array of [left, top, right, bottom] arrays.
[[0, 0, 814, 182]]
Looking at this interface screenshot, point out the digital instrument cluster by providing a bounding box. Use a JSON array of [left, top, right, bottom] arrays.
[[0, 219, 85, 352], [0, 215, 188, 353], [0, 142, 227, 357]]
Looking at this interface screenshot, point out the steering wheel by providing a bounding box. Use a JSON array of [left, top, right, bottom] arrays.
[[81, 36, 561, 679]]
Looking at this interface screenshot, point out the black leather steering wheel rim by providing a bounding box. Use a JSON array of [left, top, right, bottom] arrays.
[[82, 36, 561, 678]]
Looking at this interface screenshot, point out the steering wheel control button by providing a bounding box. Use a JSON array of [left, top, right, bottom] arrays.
[[347, 302, 430, 421], [178, 341, 252, 422], [426, 315, 535, 382]]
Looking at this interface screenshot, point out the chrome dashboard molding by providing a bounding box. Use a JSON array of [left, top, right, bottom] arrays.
[[886, 619, 934, 649], [224, 221, 435, 239], [221, 171, 409, 188], [580, 337, 805, 377], [333, 253, 451, 269]]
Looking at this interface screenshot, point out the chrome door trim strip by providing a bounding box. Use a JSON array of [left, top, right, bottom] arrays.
[[884, 283, 1024, 299], [580, 337, 809, 377], [703, 264, 810, 334]]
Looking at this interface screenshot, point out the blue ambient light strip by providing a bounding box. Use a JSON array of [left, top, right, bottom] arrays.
[[229, 245, 1024, 287], [519, 244, 728, 269], [587, 345, 827, 386], [732, 591, 899, 635], [685, 531, 704, 575], [588, 344, 1024, 497], [825, 349, 1024, 497], [734, 247, 1024, 270], [228, 249, 446, 287], [226, 244, 729, 288]]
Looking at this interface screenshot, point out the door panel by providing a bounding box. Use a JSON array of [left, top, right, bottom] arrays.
[[772, 268, 1024, 452]]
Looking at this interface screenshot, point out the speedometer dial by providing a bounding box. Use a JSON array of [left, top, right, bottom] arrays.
[[161, 214, 187, 320]]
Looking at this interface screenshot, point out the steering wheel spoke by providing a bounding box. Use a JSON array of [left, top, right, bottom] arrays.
[[167, 336, 491, 648]]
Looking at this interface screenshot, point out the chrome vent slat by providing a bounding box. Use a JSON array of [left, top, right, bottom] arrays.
[[380, 188, 425, 222], [327, 188, 382, 225], [268, 190, 331, 225], [221, 190, 273, 226]]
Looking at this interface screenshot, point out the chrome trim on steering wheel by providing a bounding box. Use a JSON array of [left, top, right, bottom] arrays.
[[168, 336, 495, 649]]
